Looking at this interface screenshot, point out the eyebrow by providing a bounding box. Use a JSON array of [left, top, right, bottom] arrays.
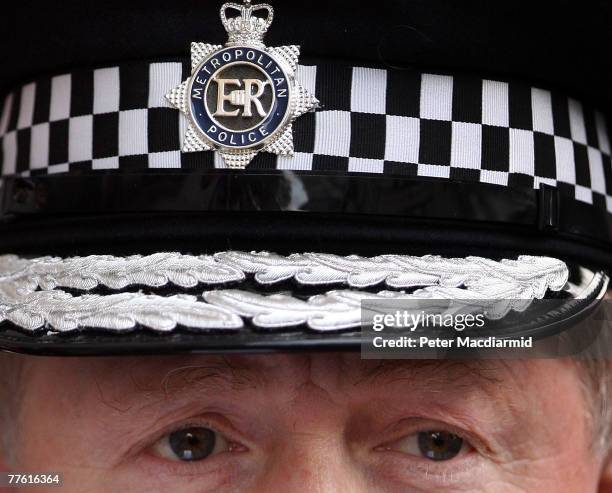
[[159, 357, 268, 395], [83, 356, 265, 419], [105, 354, 286, 406], [353, 359, 506, 390]]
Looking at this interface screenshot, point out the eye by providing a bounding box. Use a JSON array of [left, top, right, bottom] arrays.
[[152, 426, 231, 462], [383, 430, 473, 462], [417, 431, 466, 461]]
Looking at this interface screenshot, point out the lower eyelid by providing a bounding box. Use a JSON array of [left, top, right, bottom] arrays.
[[373, 447, 483, 482], [138, 451, 240, 481]]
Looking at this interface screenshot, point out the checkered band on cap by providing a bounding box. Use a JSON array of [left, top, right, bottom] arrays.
[[1, 60, 611, 213]]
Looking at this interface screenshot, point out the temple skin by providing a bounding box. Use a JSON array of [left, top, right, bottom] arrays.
[[1, 353, 611, 492]]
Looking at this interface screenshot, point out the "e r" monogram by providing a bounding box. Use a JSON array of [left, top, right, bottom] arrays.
[[213, 77, 270, 118]]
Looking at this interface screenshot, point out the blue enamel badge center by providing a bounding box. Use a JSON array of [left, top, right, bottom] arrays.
[[189, 47, 291, 149]]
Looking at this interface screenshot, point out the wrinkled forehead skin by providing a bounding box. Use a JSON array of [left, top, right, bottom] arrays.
[[0, 353, 606, 493]]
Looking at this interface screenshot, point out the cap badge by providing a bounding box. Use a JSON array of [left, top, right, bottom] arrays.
[[166, 0, 319, 169]]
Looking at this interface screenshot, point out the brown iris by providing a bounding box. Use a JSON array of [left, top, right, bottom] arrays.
[[168, 427, 217, 461], [417, 430, 464, 461]]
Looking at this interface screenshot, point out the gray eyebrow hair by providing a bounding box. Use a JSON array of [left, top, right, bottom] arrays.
[[159, 357, 268, 397], [353, 360, 505, 389]]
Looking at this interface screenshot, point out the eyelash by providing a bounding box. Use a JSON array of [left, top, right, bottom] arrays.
[[377, 451, 481, 483]]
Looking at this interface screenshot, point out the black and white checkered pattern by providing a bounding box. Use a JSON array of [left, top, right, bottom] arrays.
[[1, 59, 611, 213]]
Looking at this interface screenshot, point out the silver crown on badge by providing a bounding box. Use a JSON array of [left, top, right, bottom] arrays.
[[166, 0, 319, 169], [221, 1, 274, 46]]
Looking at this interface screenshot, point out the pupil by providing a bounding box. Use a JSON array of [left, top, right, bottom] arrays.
[[418, 431, 463, 461], [169, 427, 216, 461]]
